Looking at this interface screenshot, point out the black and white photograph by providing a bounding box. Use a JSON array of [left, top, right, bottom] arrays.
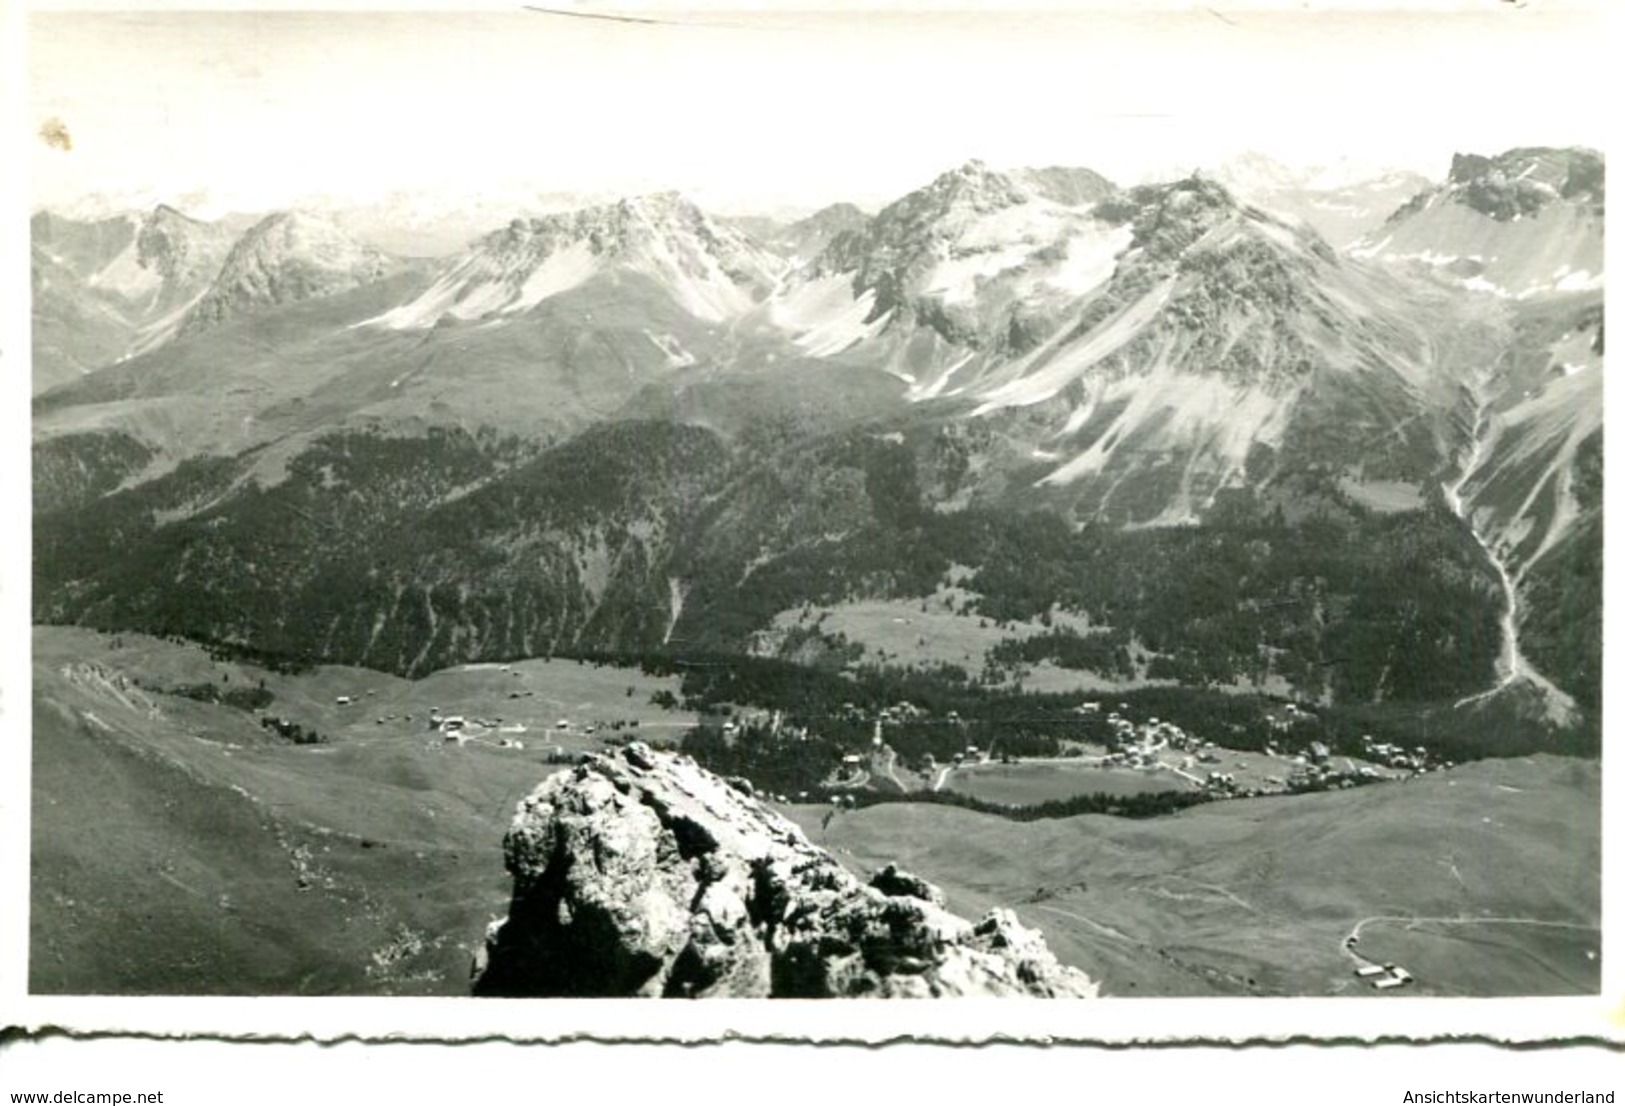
[[4, 0, 1616, 1049]]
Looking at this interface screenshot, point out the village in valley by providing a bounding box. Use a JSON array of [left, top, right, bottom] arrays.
[[35, 624, 1594, 999], [807, 697, 1441, 804], [293, 643, 1444, 816], [308, 668, 1442, 992], [350, 658, 1437, 820]]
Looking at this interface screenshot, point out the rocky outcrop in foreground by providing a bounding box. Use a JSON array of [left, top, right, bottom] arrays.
[[472, 744, 1098, 998]]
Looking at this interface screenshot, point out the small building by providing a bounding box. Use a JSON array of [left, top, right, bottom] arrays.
[[336, 695, 352, 706]]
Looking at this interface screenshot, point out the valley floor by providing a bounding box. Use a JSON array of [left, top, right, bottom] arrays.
[[28, 626, 1600, 999], [787, 754, 1600, 997]]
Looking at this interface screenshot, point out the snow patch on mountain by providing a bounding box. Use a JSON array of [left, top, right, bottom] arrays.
[[645, 330, 697, 368], [1036, 357, 1294, 502], [909, 351, 977, 402], [85, 234, 163, 302], [1354, 148, 1603, 298], [1212, 152, 1434, 248], [786, 161, 1131, 360], [768, 273, 890, 357], [506, 242, 598, 313], [970, 277, 1177, 414], [1465, 355, 1603, 577], [368, 193, 784, 330], [1044, 225, 1135, 295]]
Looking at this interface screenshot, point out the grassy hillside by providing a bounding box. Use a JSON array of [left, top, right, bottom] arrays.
[[789, 754, 1599, 997], [30, 627, 695, 995]]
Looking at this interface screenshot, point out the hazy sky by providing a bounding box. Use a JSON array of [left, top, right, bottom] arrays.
[[27, 5, 1612, 216]]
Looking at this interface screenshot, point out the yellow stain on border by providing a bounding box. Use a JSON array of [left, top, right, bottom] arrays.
[[39, 117, 72, 152]]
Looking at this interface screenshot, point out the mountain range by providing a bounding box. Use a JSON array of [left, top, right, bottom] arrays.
[[31, 147, 1605, 738]]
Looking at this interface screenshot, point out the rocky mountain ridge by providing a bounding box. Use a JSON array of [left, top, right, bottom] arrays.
[[1442, 147, 1605, 222], [30, 205, 241, 387], [1351, 147, 1603, 298], [796, 159, 1128, 353], [370, 191, 787, 330], [179, 210, 393, 335], [473, 742, 1099, 997], [29, 147, 1605, 727]]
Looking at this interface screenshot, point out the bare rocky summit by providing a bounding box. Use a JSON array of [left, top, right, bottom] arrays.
[[472, 743, 1098, 998], [179, 211, 391, 335]]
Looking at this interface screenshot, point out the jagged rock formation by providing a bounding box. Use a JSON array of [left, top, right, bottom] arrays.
[[472, 743, 1098, 998], [805, 159, 1123, 350], [1443, 147, 1604, 222], [1352, 147, 1603, 297], [137, 204, 236, 295], [179, 210, 391, 334], [775, 202, 872, 260], [370, 191, 786, 329], [30, 204, 240, 387]]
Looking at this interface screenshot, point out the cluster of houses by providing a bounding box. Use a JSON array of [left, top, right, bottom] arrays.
[[1354, 962, 1415, 989], [836, 700, 928, 723], [709, 708, 806, 743], [1348, 936, 1416, 989], [1278, 760, 1379, 795], [405, 702, 659, 750], [1078, 700, 1421, 800], [1359, 735, 1441, 773], [1098, 710, 1194, 766], [1263, 702, 1319, 733]]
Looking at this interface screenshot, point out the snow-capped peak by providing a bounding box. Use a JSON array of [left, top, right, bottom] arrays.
[[768, 161, 1133, 369], [368, 193, 786, 330]]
